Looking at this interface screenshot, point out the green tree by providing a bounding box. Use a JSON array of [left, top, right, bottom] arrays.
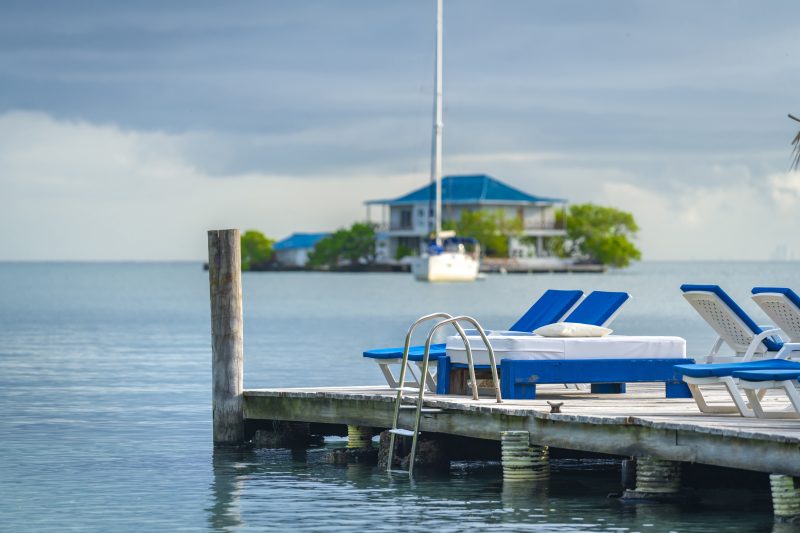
[[395, 243, 415, 260], [307, 222, 377, 268], [240, 230, 275, 271], [551, 203, 641, 268], [444, 209, 523, 257]]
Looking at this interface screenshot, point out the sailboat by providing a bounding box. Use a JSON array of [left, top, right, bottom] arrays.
[[412, 0, 480, 282]]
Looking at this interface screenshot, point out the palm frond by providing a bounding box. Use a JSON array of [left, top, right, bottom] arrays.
[[790, 114, 800, 170]]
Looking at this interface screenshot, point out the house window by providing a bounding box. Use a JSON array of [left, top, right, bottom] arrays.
[[400, 210, 412, 229]]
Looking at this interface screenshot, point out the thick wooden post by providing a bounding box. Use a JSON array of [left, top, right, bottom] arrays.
[[208, 229, 244, 444]]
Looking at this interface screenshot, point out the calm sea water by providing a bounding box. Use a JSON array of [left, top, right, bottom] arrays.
[[2, 261, 798, 531]]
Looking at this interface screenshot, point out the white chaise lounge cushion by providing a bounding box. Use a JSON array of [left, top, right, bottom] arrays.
[[445, 334, 687, 366], [533, 322, 612, 338]]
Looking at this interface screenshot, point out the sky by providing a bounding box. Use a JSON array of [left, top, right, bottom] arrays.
[[1, 0, 799, 261]]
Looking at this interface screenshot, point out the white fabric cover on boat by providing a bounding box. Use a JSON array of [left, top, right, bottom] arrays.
[[445, 333, 687, 366]]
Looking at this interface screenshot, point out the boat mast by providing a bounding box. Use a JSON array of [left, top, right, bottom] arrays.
[[431, 0, 443, 246]]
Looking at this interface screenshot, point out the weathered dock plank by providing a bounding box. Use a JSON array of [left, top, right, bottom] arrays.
[[244, 383, 800, 476]]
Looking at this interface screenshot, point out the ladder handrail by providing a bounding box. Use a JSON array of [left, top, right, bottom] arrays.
[[387, 312, 466, 472], [407, 315, 502, 474]]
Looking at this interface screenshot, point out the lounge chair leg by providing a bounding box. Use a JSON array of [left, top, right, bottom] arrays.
[[741, 381, 800, 419], [771, 474, 800, 523], [414, 361, 438, 393], [720, 377, 756, 417], [687, 383, 740, 414], [500, 431, 549, 481], [378, 363, 400, 389], [783, 382, 800, 416], [743, 389, 769, 418], [621, 457, 685, 502]]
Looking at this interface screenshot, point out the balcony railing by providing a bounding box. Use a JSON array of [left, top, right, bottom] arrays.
[[524, 220, 565, 231], [374, 219, 565, 233]]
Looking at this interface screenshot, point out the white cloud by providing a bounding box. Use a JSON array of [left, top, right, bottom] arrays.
[[769, 171, 800, 210], [598, 176, 800, 260], [0, 111, 425, 260], [2, 110, 799, 261]]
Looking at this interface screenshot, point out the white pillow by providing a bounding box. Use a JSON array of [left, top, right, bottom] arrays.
[[533, 322, 612, 338]]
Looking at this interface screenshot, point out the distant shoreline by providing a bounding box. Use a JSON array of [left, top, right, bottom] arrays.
[[202, 263, 609, 274]]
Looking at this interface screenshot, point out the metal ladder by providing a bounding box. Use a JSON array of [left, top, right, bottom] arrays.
[[387, 314, 502, 475]]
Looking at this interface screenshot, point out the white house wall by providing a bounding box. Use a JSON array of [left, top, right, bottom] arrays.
[[275, 248, 311, 267]]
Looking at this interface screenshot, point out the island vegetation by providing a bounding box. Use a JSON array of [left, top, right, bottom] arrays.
[[443, 204, 640, 268], [307, 222, 377, 269], [238, 203, 640, 271], [443, 210, 522, 257], [551, 203, 641, 268], [240, 230, 274, 271]]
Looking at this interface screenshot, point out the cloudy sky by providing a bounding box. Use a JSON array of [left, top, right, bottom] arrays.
[[1, 0, 799, 260]]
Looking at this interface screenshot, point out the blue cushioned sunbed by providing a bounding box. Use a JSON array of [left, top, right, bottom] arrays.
[[562, 290, 630, 329], [431, 291, 664, 399], [674, 359, 800, 379], [731, 368, 800, 381], [363, 289, 583, 363], [363, 289, 583, 391]]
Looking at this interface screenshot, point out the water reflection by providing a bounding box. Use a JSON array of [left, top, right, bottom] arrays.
[[501, 479, 549, 510], [207, 445, 776, 531], [208, 447, 249, 531]]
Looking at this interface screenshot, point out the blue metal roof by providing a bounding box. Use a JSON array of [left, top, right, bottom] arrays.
[[368, 174, 565, 206], [273, 232, 330, 251]]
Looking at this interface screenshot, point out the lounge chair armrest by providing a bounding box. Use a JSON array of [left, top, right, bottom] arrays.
[[758, 325, 788, 342], [743, 328, 783, 362], [707, 335, 724, 361], [777, 342, 800, 360]]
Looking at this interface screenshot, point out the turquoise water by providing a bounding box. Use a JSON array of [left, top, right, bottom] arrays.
[[1, 261, 798, 531]]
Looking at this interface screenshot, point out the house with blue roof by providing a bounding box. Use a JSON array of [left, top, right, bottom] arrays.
[[273, 232, 330, 267], [365, 174, 567, 262]]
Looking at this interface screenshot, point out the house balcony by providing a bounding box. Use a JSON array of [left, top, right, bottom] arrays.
[[523, 219, 564, 231], [374, 222, 424, 232]]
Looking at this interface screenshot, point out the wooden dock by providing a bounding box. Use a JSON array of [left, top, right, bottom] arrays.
[[244, 383, 800, 477], [206, 228, 800, 523]]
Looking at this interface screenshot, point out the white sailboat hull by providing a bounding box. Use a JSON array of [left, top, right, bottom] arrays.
[[412, 252, 480, 282]]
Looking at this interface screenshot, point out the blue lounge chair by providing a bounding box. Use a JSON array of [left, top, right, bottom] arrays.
[[364, 289, 583, 391], [727, 288, 800, 418], [561, 290, 630, 327], [432, 291, 637, 397], [680, 284, 784, 363], [676, 284, 796, 416]]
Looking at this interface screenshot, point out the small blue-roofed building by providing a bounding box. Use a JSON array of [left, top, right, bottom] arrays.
[[365, 174, 567, 263], [273, 232, 330, 267]]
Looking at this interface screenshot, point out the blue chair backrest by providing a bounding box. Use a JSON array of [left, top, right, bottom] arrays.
[[752, 287, 800, 310], [508, 289, 583, 332], [563, 291, 630, 327], [681, 284, 783, 352], [752, 287, 800, 342]]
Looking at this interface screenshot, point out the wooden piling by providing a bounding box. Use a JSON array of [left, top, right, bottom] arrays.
[[770, 474, 800, 522], [208, 229, 244, 445], [500, 431, 549, 481], [621, 456, 686, 502]]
